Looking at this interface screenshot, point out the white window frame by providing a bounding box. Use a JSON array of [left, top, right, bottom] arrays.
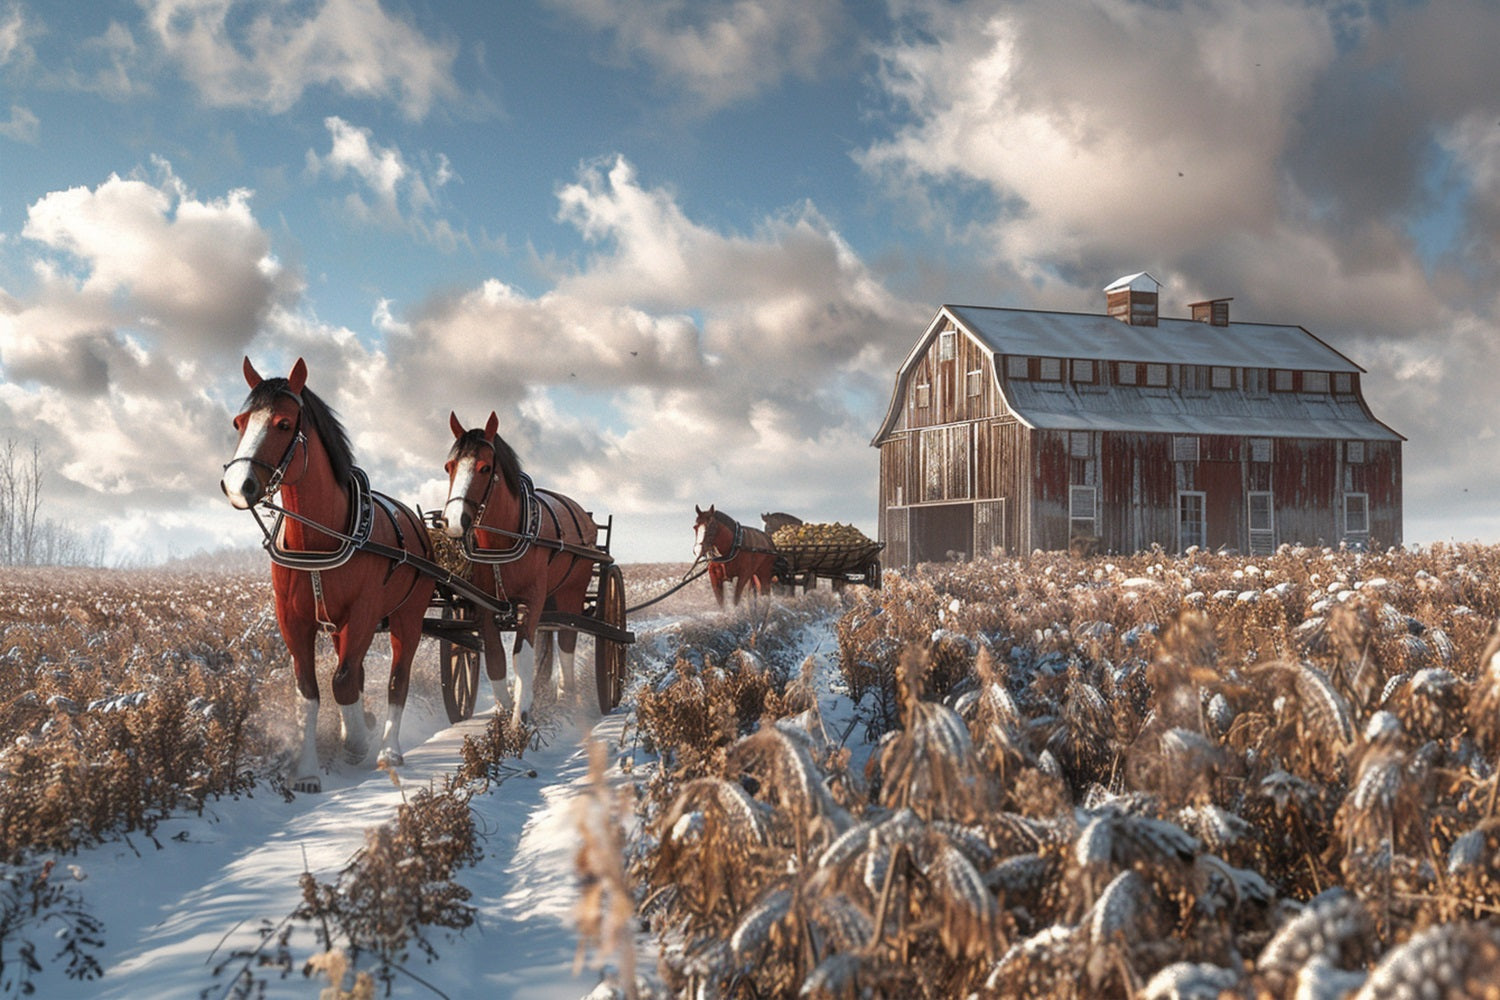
[[1274, 369, 1294, 392], [1344, 492, 1369, 537], [1006, 355, 1029, 379], [938, 329, 957, 361], [1346, 440, 1366, 464], [1178, 491, 1207, 551], [1303, 370, 1329, 392], [1249, 437, 1272, 463], [1069, 431, 1092, 458], [1174, 435, 1200, 462], [1071, 359, 1095, 384], [1069, 485, 1097, 539], [1038, 357, 1062, 381], [1145, 363, 1168, 387], [965, 369, 984, 397], [914, 383, 931, 408], [1248, 491, 1274, 555], [1334, 372, 1353, 394], [1211, 366, 1234, 389], [1116, 362, 1138, 386]]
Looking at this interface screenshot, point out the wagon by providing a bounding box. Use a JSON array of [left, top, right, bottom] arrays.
[[416, 513, 632, 723], [772, 537, 885, 594]]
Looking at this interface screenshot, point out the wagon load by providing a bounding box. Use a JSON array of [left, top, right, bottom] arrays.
[[771, 521, 884, 589]]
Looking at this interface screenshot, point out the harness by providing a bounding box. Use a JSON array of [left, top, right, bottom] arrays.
[[229, 389, 431, 633], [706, 514, 776, 563], [461, 471, 542, 565]]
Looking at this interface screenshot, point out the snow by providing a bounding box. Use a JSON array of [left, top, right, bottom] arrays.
[[23, 609, 843, 999]]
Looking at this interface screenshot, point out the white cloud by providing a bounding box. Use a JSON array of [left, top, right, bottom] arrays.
[[139, 0, 462, 119], [17, 160, 294, 358], [0, 103, 36, 142], [0, 2, 33, 68], [306, 117, 460, 247], [545, 0, 849, 111]]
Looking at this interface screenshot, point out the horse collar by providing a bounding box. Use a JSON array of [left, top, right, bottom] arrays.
[[709, 520, 743, 563], [461, 471, 541, 565], [261, 467, 375, 571]]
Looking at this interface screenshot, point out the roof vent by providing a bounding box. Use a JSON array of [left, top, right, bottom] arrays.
[[1189, 298, 1232, 326], [1104, 271, 1161, 326]]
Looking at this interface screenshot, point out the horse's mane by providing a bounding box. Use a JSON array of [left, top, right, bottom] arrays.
[[449, 427, 524, 498], [243, 378, 355, 488]]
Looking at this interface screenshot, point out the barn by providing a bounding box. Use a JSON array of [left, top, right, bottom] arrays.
[[872, 273, 1404, 568]]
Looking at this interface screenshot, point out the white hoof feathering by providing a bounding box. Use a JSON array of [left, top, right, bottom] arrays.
[[513, 643, 535, 727], [340, 702, 369, 764], [377, 705, 405, 768]]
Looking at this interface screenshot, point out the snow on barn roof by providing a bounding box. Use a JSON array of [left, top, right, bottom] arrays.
[[1104, 271, 1162, 293], [946, 304, 1364, 372]]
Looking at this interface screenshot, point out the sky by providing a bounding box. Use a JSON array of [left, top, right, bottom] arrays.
[[3, 0, 1500, 566]]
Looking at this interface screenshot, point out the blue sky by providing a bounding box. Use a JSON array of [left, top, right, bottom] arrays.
[[2, 0, 1500, 565]]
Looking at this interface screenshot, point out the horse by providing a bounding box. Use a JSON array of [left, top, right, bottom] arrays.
[[221, 357, 436, 793], [693, 505, 778, 607], [761, 511, 803, 536], [441, 412, 599, 728]]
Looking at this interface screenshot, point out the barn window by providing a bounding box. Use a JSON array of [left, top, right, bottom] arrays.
[[966, 369, 984, 397], [1248, 492, 1274, 555], [1007, 356, 1029, 379], [1145, 363, 1168, 387], [974, 499, 1005, 557], [1211, 366, 1234, 389], [939, 330, 957, 361], [1180, 365, 1210, 391], [1115, 362, 1138, 385], [914, 383, 931, 408], [1173, 436, 1200, 462], [1273, 369, 1294, 392], [1249, 438, 1272, 463], [1069, 485, 1097, 539], [1303, 371, 1329, 392], [1178, 492, 1206, 551], [1069, 431, 1092, 458], [1334, 372, 1354, 394], [1346, 440, 1366, 464], [1244, 368, 1268, 394], [1039, 357, 1062, 381], [1344, 493, 1369, 536], [1072, 359, 1095, 384]]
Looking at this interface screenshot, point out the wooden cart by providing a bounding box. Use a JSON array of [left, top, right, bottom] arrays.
[[417, 514, 632, 723]]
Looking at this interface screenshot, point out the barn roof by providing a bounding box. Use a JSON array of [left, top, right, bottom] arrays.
[[946, 304, 1363, 372], [871, 304, 1403, 444]]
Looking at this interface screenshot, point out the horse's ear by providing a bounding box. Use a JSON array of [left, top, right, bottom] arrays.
[[449, 412, 465, 440], [243, 356, 262, 389], [287, 358, 307, 395], [695, 504, 703, 516], [484, 412, 499, 439], [708, 504, 716, 515]]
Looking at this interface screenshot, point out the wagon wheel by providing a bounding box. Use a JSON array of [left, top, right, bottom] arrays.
[[439, 603, 480, 724], [594, 564, 628, 713], [866, 559, 883, 589]]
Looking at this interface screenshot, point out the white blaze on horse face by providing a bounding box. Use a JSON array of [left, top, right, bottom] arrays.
[[443, 455, 479, 538], [694, 522, 708, 559], [222, 407, 274, 509]]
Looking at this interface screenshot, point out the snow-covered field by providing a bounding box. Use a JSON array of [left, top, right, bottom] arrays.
[[22, 600, 843, 1000]]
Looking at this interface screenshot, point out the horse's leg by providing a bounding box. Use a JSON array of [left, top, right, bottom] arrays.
[[286, 627, 323, 793], [709, 564, 726, 608], [511, 630, 536, 728], [556, 629, 579, 702], [330, 624, 375, 765], [377, 609, 422, 768], [732, 571, 750, 607], [478, 612, 514, 716]]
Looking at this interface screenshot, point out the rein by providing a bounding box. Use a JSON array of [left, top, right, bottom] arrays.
[[249, 467, 377, 571], [461, 470, 542, 564]]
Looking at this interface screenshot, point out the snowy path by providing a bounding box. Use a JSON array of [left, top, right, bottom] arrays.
[[25, 607, 842, 999]]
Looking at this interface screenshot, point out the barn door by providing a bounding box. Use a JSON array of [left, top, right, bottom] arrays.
[[974, 499, 1005, 558], [884, 506, 910, 570]]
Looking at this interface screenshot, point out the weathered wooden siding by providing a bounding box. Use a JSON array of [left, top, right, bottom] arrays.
[[901, 327, 1005, 431]]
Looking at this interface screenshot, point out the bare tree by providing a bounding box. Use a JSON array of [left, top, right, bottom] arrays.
[[0, 438, 102, 567]]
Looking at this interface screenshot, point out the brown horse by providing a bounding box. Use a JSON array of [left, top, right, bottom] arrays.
[[221, 357, 435, 793], [441, 412, 599, 727], [694, 505, 777, 607]]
